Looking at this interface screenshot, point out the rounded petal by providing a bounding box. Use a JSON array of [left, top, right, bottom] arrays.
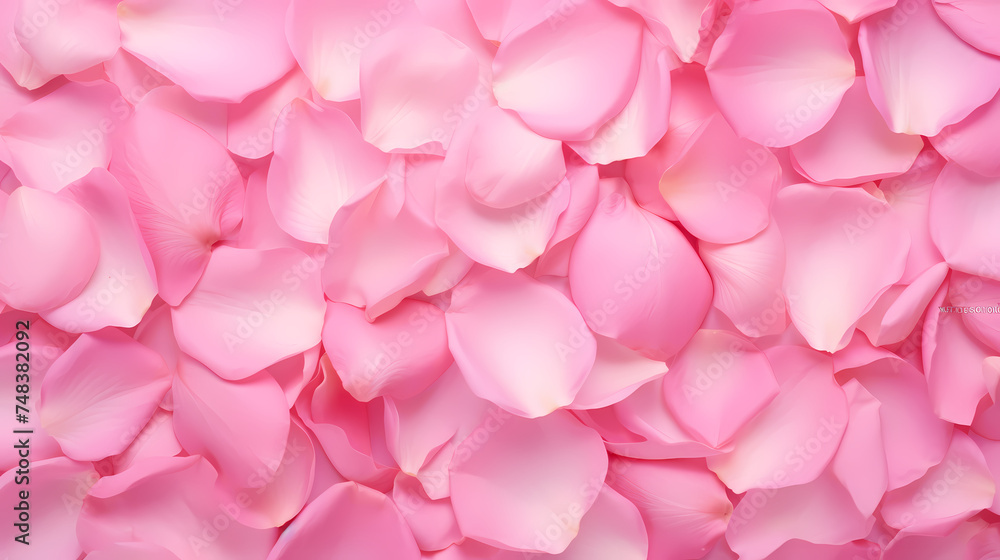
[[118, 0, 294, 102], [360, 24, 480, 152], [0, 187, 99, 312], [663, 330, 779, 448], [449, 410, 608, 554], [860, 0, 1000, 135], [933, 0, 1000, 56], [881, 431, 996, 536], [446, 267, 595, 418], [0, 81, 122, 192], [226, 68, 313, 160], [39, 328, 170, 461], [698, 222, 788, 338], [41, 169, 157, 332], [569, 179, 712, 360], [322, 299, 452, 401], [110, 102, 245, 306], [659, 113, 779, 243], [790, 77, 924, 186], [932, 91, 1000, 177], [465, 106, 565, 208], [323, 183, 450, 318], [609, 457, 732, 560], [267, 99, 389, 244], [707, 346, 849, 493], [171, 247, 326, 380], [491, 0, 643, 141], [929, 163, 1000, 281], [172, 357, 290, 488], [266, 482, 419, 560], [78, 456, 278, 560], [569, 334, 668, 410], [286, 0, 417, 101], [566, 29, 672, 165], [13, 0, 119, 75], [774, 183, 909, 352], [705, 0, 855, 147]]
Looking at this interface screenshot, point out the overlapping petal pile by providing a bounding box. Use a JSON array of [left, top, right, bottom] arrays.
[[1, 0, 999, 559]]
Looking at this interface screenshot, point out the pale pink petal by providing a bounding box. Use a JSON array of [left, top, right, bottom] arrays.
[[110, 102, 244, 306], [570, 334, 668, 410], [774, 183, 909, 352], [882, 430, 995, 536], [860, 0, 1000, 135], [1, 81, 122, 192], [103, 49, 172, 107], [323, 299, 451, 401], [286, 0, 417, 102], [465, 106, 565, 208], [446, 267, 594, 418], [836, 353, 953, 490], [567, 29, 671, 165], [659, 113, 779, 243], [929, 163, 1000, 282], [933, 0, 1000, 56], [383, 363, 491, 497], [0, 457, 96, 560], [569, 179, 712, 360], [267, 99, 388, 244], [393, 473, 463, 551], [435, 115, 571, 271], [39, 328, 170, 461], [266, 482, 419, 560], [790, 77, 923, 186], [171, 247, 325, 380], [360, 24, 480, 152], [698, 222, 788, 338], [465, 0, 543, 43], [78, 456, 278, 560], [818, 0, 898, 22], [547, 157, 601, 248], [611, 377, 726, 459], [41, 169, 157, 332], [227, 68, 313, 159], [324, 183, 450, 319], [265, 345, 321, 408], [857, 261, 949, 347], [218, 417, 315, 529], [705, 0, 855, 146], [111, 408, 182, 472], [609, 457, 732, 560], [707, 346, 849, 492], [449, 410, 608, 554], [237, 168, 320, 254], [0, 0, 57, 89], [922, 285, 994, 425], [0, 186, 99, 312], [932, 92, 1000, 178], [172, 357, 290, 490], [491, 0, 643, 141], [13, 0, 118, 75], [663, 330, 779, 448], [881, 150, 946, 283], [139, 85, 229, 146], [610, 0, 720, 62], [119, 0, 294, 102]]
